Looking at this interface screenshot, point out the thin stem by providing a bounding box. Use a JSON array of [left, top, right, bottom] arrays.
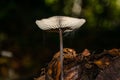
[[59, 28, 64, 80]]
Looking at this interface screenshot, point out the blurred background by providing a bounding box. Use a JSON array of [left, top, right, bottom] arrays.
[[0, 0, 120, 79]]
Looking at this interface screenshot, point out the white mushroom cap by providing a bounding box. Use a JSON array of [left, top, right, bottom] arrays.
[[36, 16, 86, 32]]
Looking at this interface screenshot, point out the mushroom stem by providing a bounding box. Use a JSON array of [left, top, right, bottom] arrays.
[[59, 28, 64, 80]]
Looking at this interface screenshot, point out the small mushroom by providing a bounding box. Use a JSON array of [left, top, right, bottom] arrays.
[[36, 16, 86, 80]]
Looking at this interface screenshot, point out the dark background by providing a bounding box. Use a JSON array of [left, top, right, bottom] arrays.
[[0, 0, 120, 79]]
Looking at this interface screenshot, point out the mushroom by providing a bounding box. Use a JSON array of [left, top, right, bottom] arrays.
[[35, 16, 86, 80]]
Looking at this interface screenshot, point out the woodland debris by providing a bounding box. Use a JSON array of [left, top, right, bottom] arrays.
[[34, 48, 120, 80]]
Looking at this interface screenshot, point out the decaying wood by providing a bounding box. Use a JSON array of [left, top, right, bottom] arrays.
[[96, 57, 120, 80], [34, 48, 120, 80], [46, 48, 77, 80]]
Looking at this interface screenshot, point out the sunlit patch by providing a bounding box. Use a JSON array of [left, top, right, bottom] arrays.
[[44, 0, 58, 5], [116, 0, 120, 8]]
